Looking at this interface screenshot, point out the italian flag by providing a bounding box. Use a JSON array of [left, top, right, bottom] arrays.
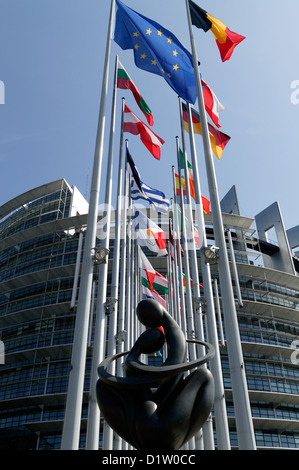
[[117, 60, 154, 126], [123, 105, 165, 160]]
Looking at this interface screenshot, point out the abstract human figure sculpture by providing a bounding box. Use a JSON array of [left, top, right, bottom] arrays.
[[96, 299, 215, 451]]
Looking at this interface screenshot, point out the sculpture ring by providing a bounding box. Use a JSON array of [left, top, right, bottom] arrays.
[[97, 338, 215, 390]]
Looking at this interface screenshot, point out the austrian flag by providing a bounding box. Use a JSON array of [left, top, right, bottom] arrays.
[[123, 105, 165, 160]]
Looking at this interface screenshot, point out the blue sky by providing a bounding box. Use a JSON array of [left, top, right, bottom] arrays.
[[0, 0, 299, 232]]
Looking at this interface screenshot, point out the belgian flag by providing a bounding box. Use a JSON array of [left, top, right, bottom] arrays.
[[181, 103, 231, 160], [188, 1, 245, 62]]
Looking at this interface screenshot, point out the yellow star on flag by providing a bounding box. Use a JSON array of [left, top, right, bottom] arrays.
[[114, 0, 197, 104]]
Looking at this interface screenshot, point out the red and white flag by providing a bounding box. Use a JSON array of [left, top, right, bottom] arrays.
[[123, 104, 165, 160], [202, 79, 224, 128]]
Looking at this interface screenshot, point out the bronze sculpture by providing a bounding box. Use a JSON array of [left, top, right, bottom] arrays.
[[97, 299, 215, 450]]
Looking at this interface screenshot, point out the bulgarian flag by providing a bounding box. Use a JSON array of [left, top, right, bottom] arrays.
[[123, 104, 165, 160], [188, 1, 245, 62], [117, 60, 154, 126], [181, 103, 230, 160]]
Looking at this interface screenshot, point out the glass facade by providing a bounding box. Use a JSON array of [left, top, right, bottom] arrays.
[[0, 180, 299, 450], [0, 181, 92, 450]]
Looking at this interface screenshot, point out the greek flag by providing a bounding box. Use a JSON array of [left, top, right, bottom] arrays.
[[126, 148, 170, 215]]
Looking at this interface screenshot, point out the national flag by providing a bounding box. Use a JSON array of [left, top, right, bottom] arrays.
[[201, 195, 211, 215], [123, 104, 164, 160], [188, 1, 245, 62], [117, 59, 154, 125], [169, 217, 184, 261], [126, 148, 170, 215], [183, 273, 193, 293], [114, 0, 197, 104], [175, 173, 210, 214], [133, 209, 167, 256], [174, 173, 184, 197], [153, 350, 163, 358], [182, 103, 230, 160], [193, 226, 200, 247], [139, 247, 169, 294], [169, 219, 175, 261], [202, 79, 224, 128], [183, 273, 203, 292], [179, 148, 195, 200], [141, 284, 167, 309]]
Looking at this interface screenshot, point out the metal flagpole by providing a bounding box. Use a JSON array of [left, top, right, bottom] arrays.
[[185, 101, 231, 450], [130, 212, 136, 344], [174, 140, 196, 363], [111, 139, 132, 451], [123, 153, 133, 451], [213, 279, 225, 348], [125, 148, 132, 354], [114, 137, 130, 451], [178, 100, 214, 450], [85, 54, 119, 450], [167, 245, 173, 316], [178, 99, 205, 358], [103, 94, 126, 450], [116, 138, 129, 369], [172, 151, 196, 458], [169, 210, 181, 328], [226, 228, 243, 308], [70, 229, 84, 310], [185, 0, 256, 450], [61, 0, 116, 450], [170, 189, 187, 337]]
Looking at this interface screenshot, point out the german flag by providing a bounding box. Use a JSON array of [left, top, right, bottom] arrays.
[[182, 103, 230, 160], [188, 1, 245, 62]]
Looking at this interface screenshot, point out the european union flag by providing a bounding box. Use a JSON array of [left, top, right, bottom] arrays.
[[114, 0, 197, 104]]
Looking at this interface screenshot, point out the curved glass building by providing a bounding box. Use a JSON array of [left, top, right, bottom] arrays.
[[0, 180, 91, 449], [0, 180, 298, 449]]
